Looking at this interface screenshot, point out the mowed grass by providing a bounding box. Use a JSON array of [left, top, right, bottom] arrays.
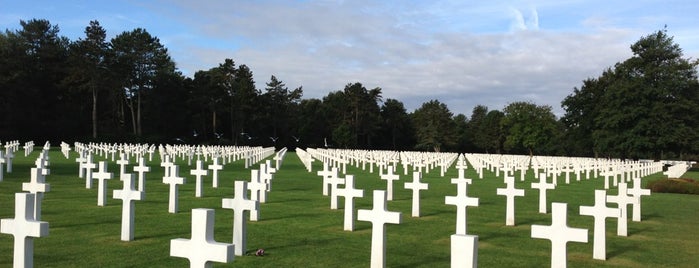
[[0, 149, 698, 267]]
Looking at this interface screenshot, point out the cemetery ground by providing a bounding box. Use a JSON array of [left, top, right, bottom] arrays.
[[1, 149, 698, 267]]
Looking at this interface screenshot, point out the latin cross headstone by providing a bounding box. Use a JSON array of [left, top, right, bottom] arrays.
[[83, 154, 97, 189], [606, 182, 634, 236], [531, 173, 555, 214], [380, 166, 400, 201], [496, 176, 525, 226], [580, 190, 620, 260], [627, 178, 651, 222], [113, 173, 145, 241], [163, 165, 186, 213], [404, 172, 428, 217], [22, 167, 50, 221], [247, 170, 266, 221], [92, 161, 114, 207], [208, 157, 223, 188], [170, 208, 234, 267], [133, 157, 150, 192], [260, 163, 274, 191], [116, 153, 129, 178], [531, 202, 588, 268], [317, 162, 336, 196], [455, 160, 468, 179], [357, 190, 402, 268], [161, 155, 174, 178], [336, 175, 364, 231], [0, 151, 5, 181], [328, 173, 346, 210], [222, 181, 259, 256], [75, 151, 86, 179], [445, 177, 479, 235], [4, 147, 14, 173], [190, 160, 209, 198], [0, 193, 49, 268]]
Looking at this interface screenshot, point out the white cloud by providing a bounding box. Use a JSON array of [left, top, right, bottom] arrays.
[[6, 0, 691, 118]]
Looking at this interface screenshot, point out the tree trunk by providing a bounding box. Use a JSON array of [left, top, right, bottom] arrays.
[[92, 86, 98, 139], [128, 102, 136, 135], [136, 88, 142, 136], [212, 110, 217, 135]]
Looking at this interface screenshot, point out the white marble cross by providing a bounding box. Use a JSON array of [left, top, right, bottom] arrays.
[[606, 182, 635, 236], [0, 151, 5, 182], [259, 163, 273, 192], [83, 154, 97, 189], [0, 193, 49, 268], [222, 180, 259, 256], [445, 177, 479, 235], [207, 157, 223, 188], [496, 176, 525, 226], [336, 175, 364, 231], [133, 157, 150, 192], [4, 147, 14, 173], [22, 167, 50, 220], [116, 153, 129, 178], [357, 190, 402, 268], [531, 173, 555, 214], [380, 166, 400, 201], [531, 202, 588, 268], [75, 151, 86, 179], [317, 162, 336, 196], [404, 172, 428, 217], [163, 165, 186, 213], [627, 178, 651, 222], [247, 170, 266, 221], [580, 190, 620, 260], [113, 173, 144, 241], [190, 160, 209, 198], [161, 155, 174, 178], [92, 161, 114, 207], [170, 208, 234, 267], [328, 173, 346, 210], [455, 160, 468, 179]]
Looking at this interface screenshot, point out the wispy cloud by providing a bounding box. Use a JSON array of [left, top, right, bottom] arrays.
[[2, 0, 697, 117]]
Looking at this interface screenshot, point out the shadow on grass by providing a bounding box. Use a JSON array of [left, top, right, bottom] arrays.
[[607, 243, 638, 259]]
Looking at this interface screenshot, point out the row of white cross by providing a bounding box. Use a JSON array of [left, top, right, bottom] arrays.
[[307, 149, 655, 268], [0, 141, 287, 268]]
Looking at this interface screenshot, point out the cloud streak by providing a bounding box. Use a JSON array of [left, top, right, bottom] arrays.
[[2, 0, 697, 117]]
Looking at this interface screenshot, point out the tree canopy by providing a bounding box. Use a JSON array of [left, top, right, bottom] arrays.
[[2, 19, 699, 159]]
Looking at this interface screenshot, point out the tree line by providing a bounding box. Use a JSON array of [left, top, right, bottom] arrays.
[[1, 19, 698, 159]]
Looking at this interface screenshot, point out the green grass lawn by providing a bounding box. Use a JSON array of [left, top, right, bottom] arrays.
[[0, 149, 698, 267]]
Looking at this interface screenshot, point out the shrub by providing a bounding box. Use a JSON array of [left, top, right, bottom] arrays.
[[647, 178, 699, 195]]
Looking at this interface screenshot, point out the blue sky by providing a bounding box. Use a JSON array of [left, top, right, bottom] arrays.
[[2, 0, 697, 116]]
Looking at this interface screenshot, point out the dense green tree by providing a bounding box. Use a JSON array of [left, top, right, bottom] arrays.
[[482, 110, 505, 154], [110, 28, 175, 136], [502, 101, 559, 156], [453, 114, 472, 153], [378, 98, 414, 150], [65, 20, 110, 139], [230, 64, 260, 145], [411, 100, 456, 152], [468, 105, 490, 152], [0, 19, 72, 141], [261, 75, 303, 147], [295, 98, 326, 148], [563, 28, 699, 159], [343, 83, 382, 147]]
